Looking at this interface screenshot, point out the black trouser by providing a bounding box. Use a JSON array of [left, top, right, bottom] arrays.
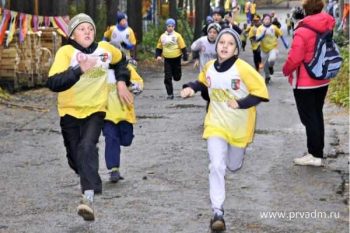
[[242, 40, 246, 51], [164, 56, 182, 95], [293, 86, 328, 158], [60, 112, 105, 193], [253, 47, 261, 71]]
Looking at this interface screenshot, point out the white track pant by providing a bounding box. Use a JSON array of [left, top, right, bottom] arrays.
[[208, 137, 245, 213], [261, 48, 278, 78]]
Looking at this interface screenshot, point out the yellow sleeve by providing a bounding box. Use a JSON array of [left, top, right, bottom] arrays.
[[99, 41, 123, 65], [156, 34, 163, 49], [274, 25, 283, 37], [48, 45, 74, 76], [128, 64, 144, 89], [176, 33, 186, 49], [236, 59, 269, 100], [248, 27, 255, 39], [198, 60, 215, 86], [255, 25, 264, 38], [128, 28, 137, 46], [103, 26, 115, 40]]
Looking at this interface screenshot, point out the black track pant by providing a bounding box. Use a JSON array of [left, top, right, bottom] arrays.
[[60, 112, 105, 193], [164, 56, 182, 95], [293, 86, 328, 158]]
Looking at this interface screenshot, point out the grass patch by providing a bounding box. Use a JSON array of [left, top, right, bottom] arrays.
[[328, 45, 349, 108]]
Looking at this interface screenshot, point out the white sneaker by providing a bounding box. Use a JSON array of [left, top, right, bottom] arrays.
[[293, 154, 323, 167], [77, 196, 95, 221]]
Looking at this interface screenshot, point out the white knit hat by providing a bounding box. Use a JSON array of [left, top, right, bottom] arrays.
[[67, 13, 96, 38]]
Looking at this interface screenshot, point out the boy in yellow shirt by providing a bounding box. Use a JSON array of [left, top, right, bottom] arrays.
[[103, 12, 137, 59], [155, 18, 188, 99], [47, 13, 131, 221], [103, 62, 143, 183]]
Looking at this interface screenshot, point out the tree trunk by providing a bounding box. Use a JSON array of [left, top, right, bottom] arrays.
[[127, 0, 143, 58], [219, 0, 225, 8], [85, 0, 97, 21], [194, 0, 204, 41], [106, 0, 120, 26], [203, 0, 210, 21], [169, 0, 177, 20], [178, 0, 184, 9], [7, 0, 34, 14], [6, 0, 67, 15]]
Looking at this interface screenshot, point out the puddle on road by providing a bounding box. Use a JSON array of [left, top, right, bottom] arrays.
[[137, 115, 166, 119], [167, 104, 205, 109]]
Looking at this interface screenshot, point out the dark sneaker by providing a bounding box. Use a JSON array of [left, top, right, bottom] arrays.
[[265, 77, 271, 84], [210, 214, 226, 231], [269, 66, 274, 75], [77, 196, 95, 221], [109, 170, 123, 183], [167, 94, 174, 100]]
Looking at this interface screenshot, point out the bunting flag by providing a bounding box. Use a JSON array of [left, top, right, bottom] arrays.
[[26, 14, 33, 33], [0, 9, 11, 45], [44, 16, 50, 27], [32, 15, 38, 31], [19, 13, 25, 43], [38, 16, 44, 28], [5, 11, 17, 46], [0, 7, 69, 45], [53, 16, 68, 37]]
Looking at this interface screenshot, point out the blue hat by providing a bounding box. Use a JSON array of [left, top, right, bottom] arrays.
[[206, 16, 214, 24], [212, 7, 225, 18], [116, 12, 127, 24], [165, 18, 176, 27]]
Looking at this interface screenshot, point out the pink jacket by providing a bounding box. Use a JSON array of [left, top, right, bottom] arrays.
[[282, 12, 335, 89]]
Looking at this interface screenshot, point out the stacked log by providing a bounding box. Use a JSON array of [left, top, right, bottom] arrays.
[[0, 27, 62, 92]]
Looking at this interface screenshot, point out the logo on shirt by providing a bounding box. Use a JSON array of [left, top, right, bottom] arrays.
[[99, 53, 109, 62], [231, 79, 240, 90]]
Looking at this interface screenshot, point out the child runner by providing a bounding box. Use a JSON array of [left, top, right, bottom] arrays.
[[184, 23, 221, 109], [103, 62, 143, 183], [47, 13, 131, 221], [181, 28, 269, 231], [191, 23, 221, 72], [256, 13, 284, 84], [103, 11, 137, 59], [285, 13, 293, 36], [248, 14, 262, 71], [155, 18, 188, 99], [240, 23, 250, 51]]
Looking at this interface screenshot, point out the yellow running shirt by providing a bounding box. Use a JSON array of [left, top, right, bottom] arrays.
[[198, 59, 269, 147], [49, 41, 124, 118]]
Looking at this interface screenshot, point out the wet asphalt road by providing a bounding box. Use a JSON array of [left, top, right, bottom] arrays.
[[0, 9, 349, 233]]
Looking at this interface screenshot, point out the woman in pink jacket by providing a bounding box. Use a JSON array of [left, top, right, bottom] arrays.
[[282, 0, 335, 167]]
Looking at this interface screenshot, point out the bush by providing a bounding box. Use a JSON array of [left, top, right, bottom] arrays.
[[328, 46, 349, 108]]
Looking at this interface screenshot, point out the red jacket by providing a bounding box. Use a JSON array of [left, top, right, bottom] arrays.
[[282, 12, 335, 89]]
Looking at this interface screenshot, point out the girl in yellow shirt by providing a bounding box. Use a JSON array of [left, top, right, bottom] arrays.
[[181, 28, 269, 231]]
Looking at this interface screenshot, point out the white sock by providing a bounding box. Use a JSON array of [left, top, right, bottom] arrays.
[[84, 190, 94, 202], [213, 208, 224, 216]]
